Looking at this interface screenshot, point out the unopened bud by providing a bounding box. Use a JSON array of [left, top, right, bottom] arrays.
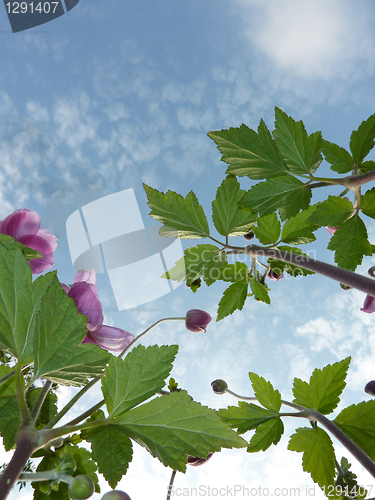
[[68, 475, 94, 500], [267, 270, 283, 281], [101, 492, 132, 500], [340, 283, 352, 291], [244, 231, 254, 241], [187, 453, 214, 467], [368, 266, 375, 278], [365, 381, 375, 397], [211, 379, 228, 394]]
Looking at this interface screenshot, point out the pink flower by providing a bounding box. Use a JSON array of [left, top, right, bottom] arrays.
[[361, 295, 375, 314], [0, 208, 57, 274], [185, 309, 212, 333], [62, 269, 134, 351]]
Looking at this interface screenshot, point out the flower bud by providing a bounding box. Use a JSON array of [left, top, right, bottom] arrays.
[[185, 309, 212, 333], [211, 379, 228, 394], [243, 230, 254, 241], [340, 283, 352, 291], [187, 453, 214, 467], [361, 295, 375, 314], [267, 269, 283, 281], [101, 492, 132, 500], [68, 475, 94, 500], [365, 381, 375, 397], [368, 266, 375, 278]]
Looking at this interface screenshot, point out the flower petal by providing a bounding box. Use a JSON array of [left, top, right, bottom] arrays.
[[68, 281, 103, 327], [361, 295, 375, 314], [73, 269, 96, 285], [0, 209, 41, 239], [19, 234, 55, 274], [185, 309, 212, 333], [83, 325, 134, 352]]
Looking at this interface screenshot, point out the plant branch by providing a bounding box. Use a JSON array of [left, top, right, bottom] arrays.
[[342, 169, 375, 189], [224, 388, 306, 412], [31, 380, 52, 425], [14, 362, 30, 424]]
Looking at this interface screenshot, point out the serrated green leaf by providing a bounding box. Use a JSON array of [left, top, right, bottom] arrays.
[[249, 373, 281, 412], [216, 279, 248, 321], [333, 401, 375, 461], [34, 275, 111, 386], [212, 176, 257, 236], [27, 388, 58, 429], [361, 187, 375, 220], [102, 345, 178, 417], [116, 391, 246, 472], [268, 246, 314, 277], [249, 278, 270, 304], [281, 206, 318, 245], [350, 113, 375, 166], [288, 427, 335, 490], [292, 357, 350, 415], [144, 184, 209, 239], [273, 107, 322, 174], [163, 244, 228, 286], [86, 425, 133, 489], [358, 160, 375, 174], [215, 262, 249, 283], [208, 122, 289, 180], [239, 175, 311, 221], [247, 418, 284, 452], [0, 365, 19, 450], [217, 401, 279, 434], [327, 214, 372, 271], [253, 213, 281, 245], [322, 140, 354, 174], [307, 196, 354, 227]]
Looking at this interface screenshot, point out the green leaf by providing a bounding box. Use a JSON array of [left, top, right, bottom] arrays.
[[253, 213, 281, 245], [327, 214, 372, 271], [358, 160, 375, 174], [273, 107, 322, 174], [281, 206, 318, 245], [33, 275, 111, 386], [116, 391, 246, 472], [350, 113, 375, 166], [333, 401, 375, 461], [288, 427, 335, 490], [163, 244, 228, 286], [208, 121, 289, 180], [27, 388, 58, 429], [0, 365, 19, 450], [144, 184, 209, 239], [33, 444, 99, 500], [86, 425, 133, 489], [102, 345, 178, 417], [212, 176, 257, 236], [239, 175, 312, 221], [0, 234, 42, 261], [292, 357, 350, 415], [217, 401, 279, 434], [268, 246, 314, 277], [322, 140, 354, 174], [249, 373, 281, 412], [307, 196, 354, 227], [247, 419, 284, 452], [216, 279, 248, 321], [361, 187, 375, 220], [249, 278, 270, 304], [215, 262, 249, 283]]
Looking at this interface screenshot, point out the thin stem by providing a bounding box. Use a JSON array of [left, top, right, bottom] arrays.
[[31, 380, 52, 425], [38, 419, 107, 446], [306, 409, 375, 479], [66, 399, 105, 427], [119, 317, 186, 358], [227, 244, 375, 297], [15, 469, 59, 482], [167, 470, 177, 500], [15, 362, 30, 424], [224, 388, 306, 412]]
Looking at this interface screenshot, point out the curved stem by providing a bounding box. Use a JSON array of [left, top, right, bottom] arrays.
[[167, 470, 177, 500], [224, 388, 306, 412], [15, 362, 30, 424], [227, 244, 375, 296], [31, 380, 52, 425]]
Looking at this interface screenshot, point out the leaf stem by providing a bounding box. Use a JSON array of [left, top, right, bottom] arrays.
[[224, 388, 306, 412], [31, 380, 52, 425], [15, 362, 30, 424], [167, 470, 177, 500]]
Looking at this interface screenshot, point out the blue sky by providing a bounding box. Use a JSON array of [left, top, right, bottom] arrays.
[[2, 1, 375, 498]]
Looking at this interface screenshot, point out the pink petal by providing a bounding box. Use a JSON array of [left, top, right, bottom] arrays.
[[61, 283, 70, 294], [0, 209, 41, 239], [19, 233, 55, 274], [361, 295, 375, 314], [37, 226, 58, 252], [68, 281, 103, 328], [73, 269, 96, 285], [83, 325, 134, 351], [326, 226, 338, 235]]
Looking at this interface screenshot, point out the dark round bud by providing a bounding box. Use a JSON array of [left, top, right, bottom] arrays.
[[187, 453, 214, 467], [243, 230, 254, 241], [340, 283, 352, 291], [68, 475, 94, 500], [368, 266, 375, 278], [254, 296, 262, 302], [101, 491, 132, 500], [186, 282, 191, 288], [365, 381, 375, 397], [211, 379, 228, 395]]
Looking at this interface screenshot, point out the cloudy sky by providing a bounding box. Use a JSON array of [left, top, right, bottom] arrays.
[[2, 0, 375, 498]]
